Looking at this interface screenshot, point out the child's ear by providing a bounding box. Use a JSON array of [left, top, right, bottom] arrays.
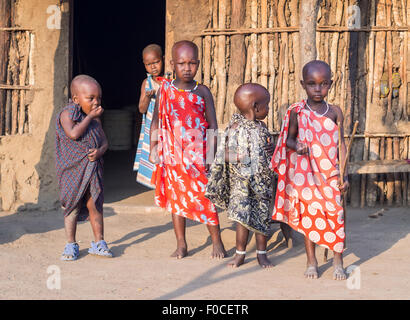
[[72, 95, 79, 104], [300, 80, 305, 89], [170, 59, 175, 70], [253, 102, 259, 112]]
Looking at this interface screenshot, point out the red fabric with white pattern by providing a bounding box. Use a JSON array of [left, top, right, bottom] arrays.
[[271, 100, 345, 253], [151, 79, 219, 225]]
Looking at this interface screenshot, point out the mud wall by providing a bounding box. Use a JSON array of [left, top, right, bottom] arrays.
[[165, 0, 210, 77], [0, 0, 69, 211]]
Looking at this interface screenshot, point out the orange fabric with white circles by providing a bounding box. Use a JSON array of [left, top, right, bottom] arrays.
[[271, 100, 345, 253]]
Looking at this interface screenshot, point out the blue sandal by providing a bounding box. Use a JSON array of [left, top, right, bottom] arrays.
[[88, 240, 113, 258], [61, 242, 80, 261]]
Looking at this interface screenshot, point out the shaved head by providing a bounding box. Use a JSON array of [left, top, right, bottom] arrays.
[[302, 60, 332, 81], [70, 74, 101, 97], [171, 40, 198, 60], [234, 83, 269, 114], [142, 43, 163, 59]]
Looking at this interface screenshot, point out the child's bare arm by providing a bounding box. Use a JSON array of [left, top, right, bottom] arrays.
[[333, 105, 349, 191], [200, 85, 218, 131], [60, 107, 103, 141], [149, 93, 160, 163], [199, 85, 218, 170], [286, 109, 308, 154], [138, 79, 155, 114]]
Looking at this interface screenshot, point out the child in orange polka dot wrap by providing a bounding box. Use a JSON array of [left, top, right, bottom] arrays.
[[271, 60, 349, 280]]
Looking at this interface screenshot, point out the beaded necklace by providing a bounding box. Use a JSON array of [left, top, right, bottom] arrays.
[[305, 100, 329, 117], [171, 79, 199, 92]]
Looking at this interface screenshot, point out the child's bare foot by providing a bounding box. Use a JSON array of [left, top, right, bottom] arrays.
[[256, 251, 274, 269], [171, 239, 188, 259], [332, 252, 346, 280], [170, 247, 188, 259], [227, 251, 246, 268], [211, 241, 227, 259], [304, 264, 319, 279], [333, 264, 347, 280]]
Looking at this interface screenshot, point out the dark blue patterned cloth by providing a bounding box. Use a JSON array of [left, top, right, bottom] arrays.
[[55, 103, 104, 221]]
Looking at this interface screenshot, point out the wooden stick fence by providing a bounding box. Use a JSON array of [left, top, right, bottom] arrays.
[[0, 24, 34, 136], [197, 0, 409, 207]]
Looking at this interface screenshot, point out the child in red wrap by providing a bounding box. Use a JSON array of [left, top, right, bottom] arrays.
[[271, 60, 349, 280], [149, 40, 226, 259]]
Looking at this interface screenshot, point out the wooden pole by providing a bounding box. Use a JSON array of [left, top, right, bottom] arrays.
[[261, 0, 269, 90], [322, 4, 330, 64], [385, 0, 394, 125], [250, 0, 258, 83], [0, 0, 11, 135], [328, 0, 344, 103], [203, 36, 211, 88], [10, 32, 19, 135], [216, 0, 227, 124], [244, 35, 251, 84], [289, 0, 300, 101], [268, 0, 276, 131], [407, 137, 410, 205], [18, 31, 29, 134], [406, 138, 410, 204], [198, 25, 409, 36], [316, 5, 321, 60], [408, 0, 410, 206], [386, 137, 394, 205], [193, 37, 203, 84], [271, 0, 280, 131], [365, 0, 376, 133], [278, 0, 289, 110], [276, 0, 285, 117], [351, 0, 368, 208], [299, 0, 322, 101], [340, 2, 351, 130], [210, 0, 218, 105], [225, 0, 246, 124], [393, 137, 402, 205], [402, 137, 408, 206], [361, 0, 376, 208], [399, 0, 408, 120], [299, 0, 321, 63], [5, 53, 12, 134], [367, 0, 386, 206], [379, 137, 386, 206], [339, 36, 349, 127], [361, 137, 370, 207]]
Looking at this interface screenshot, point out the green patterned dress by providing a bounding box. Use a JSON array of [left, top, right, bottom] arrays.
[[205, 113, 275, 235]]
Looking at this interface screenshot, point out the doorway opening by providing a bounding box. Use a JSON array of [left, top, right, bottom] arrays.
[[71, 0, 165, 205]]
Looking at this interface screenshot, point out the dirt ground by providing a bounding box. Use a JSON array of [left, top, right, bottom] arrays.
[[1, 203, 410, 300]]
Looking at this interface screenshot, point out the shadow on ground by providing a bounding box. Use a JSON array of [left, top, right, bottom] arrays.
[[0, 207, 116, 245], [153, 207, 410, 299]]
